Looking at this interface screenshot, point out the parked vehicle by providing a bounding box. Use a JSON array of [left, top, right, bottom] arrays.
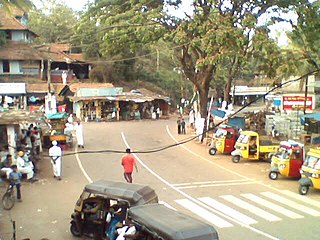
[[2, 182, 15, 210], [298, 148, 320, 195], [70, 180, 158, 238], [208, 125, 238, 156], [269, 140, 304, 180], [128, 203, 219, 240], [231, 131, 279, 163]]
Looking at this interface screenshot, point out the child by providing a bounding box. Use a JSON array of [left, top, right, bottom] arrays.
[[9, 165, 22, 202], [181, 118, 186, 134]]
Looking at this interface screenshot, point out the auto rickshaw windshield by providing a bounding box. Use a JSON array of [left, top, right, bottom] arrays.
[[237, 134, 249, 144], [303, 155, 320, 169], [215, 129, 227, 138], [275, 148, 290, 160]]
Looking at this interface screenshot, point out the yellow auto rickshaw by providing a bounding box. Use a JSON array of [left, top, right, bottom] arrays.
[[298, 148, 320, 195], [231, 131, 279, 163], [269, 140, 304, 180], [208, 125, 238, 156]]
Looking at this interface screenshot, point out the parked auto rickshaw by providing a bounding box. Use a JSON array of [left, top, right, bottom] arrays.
[[298, 148, 320, 195], [128, 203, 219, 240], [70, 180, 158, 238], [231, 131, 279, 163], [208, 125, 238, 156], [269, 140, 304, 180]]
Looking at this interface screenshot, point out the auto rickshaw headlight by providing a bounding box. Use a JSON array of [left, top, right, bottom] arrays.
[[279, 164, 286, 169], [216, 142, 222, 146], [300, 169, 303, 174], [312, 173, 319, 178], [240, 146, 247, 150]]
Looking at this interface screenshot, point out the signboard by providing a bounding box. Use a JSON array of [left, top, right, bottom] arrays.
[[0, 83, 26, 94], [283, 96, 313, 110]]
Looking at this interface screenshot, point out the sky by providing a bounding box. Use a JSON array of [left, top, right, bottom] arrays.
[[33, 0, 91, 11]]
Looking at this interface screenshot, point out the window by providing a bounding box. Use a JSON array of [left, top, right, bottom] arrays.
[[3, 60, 10, 72], [5, 30, 11, 40]]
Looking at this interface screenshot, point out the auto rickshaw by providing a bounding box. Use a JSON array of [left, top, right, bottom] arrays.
[[231, 131, 279, 163], [208, 125, 238, 156], [269, 140, 304, 180], [70, 180, 158, 238], [128, 203, 219, 240], [298, 148, 320, 195]]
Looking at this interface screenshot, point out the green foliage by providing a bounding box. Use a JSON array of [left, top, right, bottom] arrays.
[[0, 30, 6, 46], [27, 0, 78, 44], [0, 0, 33, 12]]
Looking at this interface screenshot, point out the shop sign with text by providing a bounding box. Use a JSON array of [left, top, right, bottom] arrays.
[[283, 96, 313, 110]]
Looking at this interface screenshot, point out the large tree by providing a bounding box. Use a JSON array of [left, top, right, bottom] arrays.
[[27, 0, 78, 44], [81, 0, 304, 118]]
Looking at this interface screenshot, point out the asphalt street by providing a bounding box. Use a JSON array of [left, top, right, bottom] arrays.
[[1, 118, 320, 240]]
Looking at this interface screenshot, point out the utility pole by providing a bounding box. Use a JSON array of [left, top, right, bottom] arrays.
[[156, 49, 159, 72], [303, 76, 308, 114]]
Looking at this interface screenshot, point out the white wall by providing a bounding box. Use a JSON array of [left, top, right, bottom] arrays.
[[0, 61, 3, 73], [9, 61, 21, 73]]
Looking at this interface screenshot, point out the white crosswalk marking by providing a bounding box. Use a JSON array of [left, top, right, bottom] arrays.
[[175, 199, 233, 228], [241, 193, 304, 219], [199, 197, 257, 225], [220, 195, 282, 222], [261, 192, 320, 217], [281, 190, 320, 209]]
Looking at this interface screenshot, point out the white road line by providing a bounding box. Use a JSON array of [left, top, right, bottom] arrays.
[[122, 132, 281, 240], [175, 199, 233, 228], [281, 190, 320, 209], [261, 192, 320, 217], [220, 195, 282, 222], [176, 181, 257, 189], [199, 197, 257, 225], [172, 179, 251, 186], [75, 146, 93, 183], [241, 193, 304, 219], [159, 201, 176, 211]]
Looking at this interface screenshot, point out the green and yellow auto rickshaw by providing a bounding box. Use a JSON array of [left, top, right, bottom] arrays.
[[298, 148, 320, 195], [231, 131, 279, 163]]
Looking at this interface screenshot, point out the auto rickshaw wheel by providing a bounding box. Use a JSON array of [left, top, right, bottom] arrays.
[[70, 221, 81, 237], [268, 171, 278, 180], [232, 155, 240, 163], [298, 185, 309, 195], [209, 147, 217, 156]]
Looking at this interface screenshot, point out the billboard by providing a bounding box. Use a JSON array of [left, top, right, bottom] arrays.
[[283, 96, 313, 110]]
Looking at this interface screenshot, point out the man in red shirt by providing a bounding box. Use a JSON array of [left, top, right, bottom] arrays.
[[121, 148, 138, 183]]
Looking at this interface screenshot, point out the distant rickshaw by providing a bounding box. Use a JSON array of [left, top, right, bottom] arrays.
[[269, 140, 304, 180], [208, 125, 238, 156], [231, 131, 279, 163]]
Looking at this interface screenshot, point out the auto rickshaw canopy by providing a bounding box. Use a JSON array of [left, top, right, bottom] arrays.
[[83, 180, 158, 207], [128, 204, 219, 240]]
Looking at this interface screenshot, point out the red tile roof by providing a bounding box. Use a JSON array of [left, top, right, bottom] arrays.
[[69, 83, 114, 92], [0, 9, 28, 30], [0, 41, 44, 60], [39, 44, 85, 62]]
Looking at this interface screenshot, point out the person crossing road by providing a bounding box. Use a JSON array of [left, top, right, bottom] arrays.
[[49, 140, 62, 180]]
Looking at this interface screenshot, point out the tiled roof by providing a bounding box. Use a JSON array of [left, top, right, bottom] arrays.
[[0, 9, 28, 30], [69, 83, 114, 93], [0, 41, 44, 60], [39, 44, 85, 62], [27, 83, 66, 94]]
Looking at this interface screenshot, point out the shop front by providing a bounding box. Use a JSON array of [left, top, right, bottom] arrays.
[[0, 83, 27, 111]]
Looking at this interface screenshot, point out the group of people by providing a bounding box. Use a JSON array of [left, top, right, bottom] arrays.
[[64, 116, 85, 148], [177, 116, 186, 134]]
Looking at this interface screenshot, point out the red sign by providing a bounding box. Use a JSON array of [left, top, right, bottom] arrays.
[[282, 96, 313, 110]]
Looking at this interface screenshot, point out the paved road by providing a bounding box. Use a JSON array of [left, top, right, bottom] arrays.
[[1, 119, 320, 240]]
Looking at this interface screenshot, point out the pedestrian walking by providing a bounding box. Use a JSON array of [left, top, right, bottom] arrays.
[[49, 140, 62, 180], [121, 148, 138, 183], [177, 117, 182, 134], [181, 118, 186, 134], [9, 165, 22, 202], [74, 120, 84, 148]]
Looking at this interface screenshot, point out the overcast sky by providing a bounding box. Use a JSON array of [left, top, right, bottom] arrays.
[[33, 0, 91, 11]]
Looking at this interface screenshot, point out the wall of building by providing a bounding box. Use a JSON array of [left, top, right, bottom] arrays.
[[9, 61, 21, 73], [11, 30, 29, 42]]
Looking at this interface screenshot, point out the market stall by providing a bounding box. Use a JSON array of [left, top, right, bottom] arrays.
[[45, 112, 68, 150]]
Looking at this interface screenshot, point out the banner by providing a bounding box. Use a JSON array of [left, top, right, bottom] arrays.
[[283, 96, 313, 110]]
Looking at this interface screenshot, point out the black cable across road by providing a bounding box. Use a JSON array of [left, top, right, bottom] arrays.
[[61, 69, 319, 157]]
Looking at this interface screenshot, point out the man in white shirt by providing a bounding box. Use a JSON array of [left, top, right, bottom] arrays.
[[49, 140, 62, 180], [74, 120, 84, 148], [115, 219, 137, 240], [16, 151, 36, 182]]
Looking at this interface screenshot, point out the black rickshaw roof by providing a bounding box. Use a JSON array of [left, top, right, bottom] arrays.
[[83, 180, 158, 207], [128, 204, 219, 240]]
